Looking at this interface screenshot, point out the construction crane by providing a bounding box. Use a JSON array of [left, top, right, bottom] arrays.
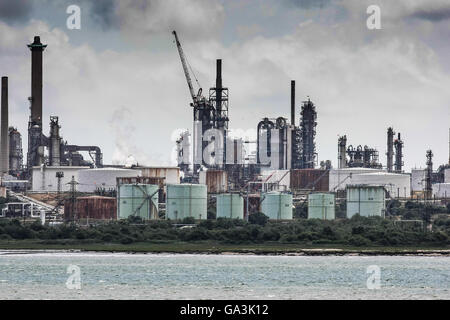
[[172, 30, 203, 105]]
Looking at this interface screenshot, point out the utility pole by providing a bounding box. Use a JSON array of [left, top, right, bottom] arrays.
[[68, 175, 78, 222], [56, 171, 64, 203]]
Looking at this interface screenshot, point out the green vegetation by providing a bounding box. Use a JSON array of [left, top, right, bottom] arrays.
[[0, 213, 449, 251]]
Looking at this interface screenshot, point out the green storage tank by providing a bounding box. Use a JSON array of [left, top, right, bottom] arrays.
[[166, 184, 207, 220], [346, 185, 385, 218], [260, 192, 293, 220], [308, 193, 335, 220], [117, 184, 159, 220], [216, 194, 244, 219]]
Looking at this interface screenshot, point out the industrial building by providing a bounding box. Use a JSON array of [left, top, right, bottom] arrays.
[[64, 196, 116, 222], [77, 168, 141, 193], [31, 166, 88, 192], [0, 32, 449, 225]]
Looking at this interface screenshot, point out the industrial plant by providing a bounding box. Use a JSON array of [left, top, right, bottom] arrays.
[[0, 33, 449, 228]]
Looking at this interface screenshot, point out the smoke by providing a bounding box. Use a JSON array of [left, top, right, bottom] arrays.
[[0, 0, 33, 23], [109, 107, 152, 166]]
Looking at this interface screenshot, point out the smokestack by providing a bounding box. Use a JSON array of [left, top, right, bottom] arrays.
[[386, 127, 394, 172], [291, 80, 295, 126], [216, 59, 222, 89], [1, 77, 8, 174], [215, 59, 222, 115], [27, 36, 46, 125]]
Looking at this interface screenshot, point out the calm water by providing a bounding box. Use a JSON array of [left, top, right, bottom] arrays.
[[0, 251, 449, 300]]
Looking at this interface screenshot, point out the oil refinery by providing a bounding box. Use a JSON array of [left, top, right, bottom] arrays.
[[0, 33, 449, 225]]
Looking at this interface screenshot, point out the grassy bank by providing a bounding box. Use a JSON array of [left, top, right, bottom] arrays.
[[1, 213, 450, 255], [0, 239, 449, 255]]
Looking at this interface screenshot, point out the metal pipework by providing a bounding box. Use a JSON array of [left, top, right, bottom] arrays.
[[425, 149, 433, 200], [49, 116, 61, 166], [338, 135, 347, 169], [1, 76, 8, 174], [394, 132, 404, 173], [63, 145, 103, 168], [291, 80, 295, 126], [257, 118, 274, 165]]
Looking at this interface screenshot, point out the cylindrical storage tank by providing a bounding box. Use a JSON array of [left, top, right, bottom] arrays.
[[260, 192, 293, 220], [445, 169, 450, 183], [432, 183, 450, 198], [329, 168, 383, 191], [411, 169, 426, 192], [308, 193, 335, 220], [117, 184, 159, 220], [77, 168, 142, 193], [216, 194, 244, 219], [350, 172, 411, 198], [166, 184, 207, 220], [346, 185, 385, 218]]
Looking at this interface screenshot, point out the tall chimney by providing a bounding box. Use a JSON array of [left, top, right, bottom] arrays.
[[291, 80, 295, 126], [386, 127, 394, 172], [215, 59, 222, 114], [27, 36, 46, 125], [0, 76, 8, 174]]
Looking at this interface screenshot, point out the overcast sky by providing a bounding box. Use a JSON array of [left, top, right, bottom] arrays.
[[0, 0, 449, 171]]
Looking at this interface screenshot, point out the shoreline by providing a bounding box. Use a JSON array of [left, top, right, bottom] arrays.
[[1, 241, 449, 256]]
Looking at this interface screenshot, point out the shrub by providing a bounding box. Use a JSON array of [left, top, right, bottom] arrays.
[[349, 235, 370, 247], [120, 236, 134, 244], [249, 212, 269, 226], [182, 217, 196, 224]]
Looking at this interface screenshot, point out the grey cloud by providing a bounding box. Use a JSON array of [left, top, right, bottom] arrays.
[[0, 0, 33, 23], [284, 0, 332, 9], [410, 7, 450, 22], [86, 0, 119, 29]]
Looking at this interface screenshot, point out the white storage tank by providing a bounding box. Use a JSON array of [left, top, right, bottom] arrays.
[[329, 168, 383, 191], [78, 168, 142, 193], [432, 183, 450, 198], [31, 166, 89, 192], [346, 185, 385, 218], [411, 169, 426, 192], [350, 172, 411, 198], [445, 169, 450, 183]]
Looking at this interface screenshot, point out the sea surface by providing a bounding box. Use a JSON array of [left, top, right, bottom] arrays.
[[0, 250, 449, 300]]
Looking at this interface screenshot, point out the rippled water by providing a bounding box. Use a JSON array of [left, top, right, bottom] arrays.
[[0, 251, 449, 299]]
